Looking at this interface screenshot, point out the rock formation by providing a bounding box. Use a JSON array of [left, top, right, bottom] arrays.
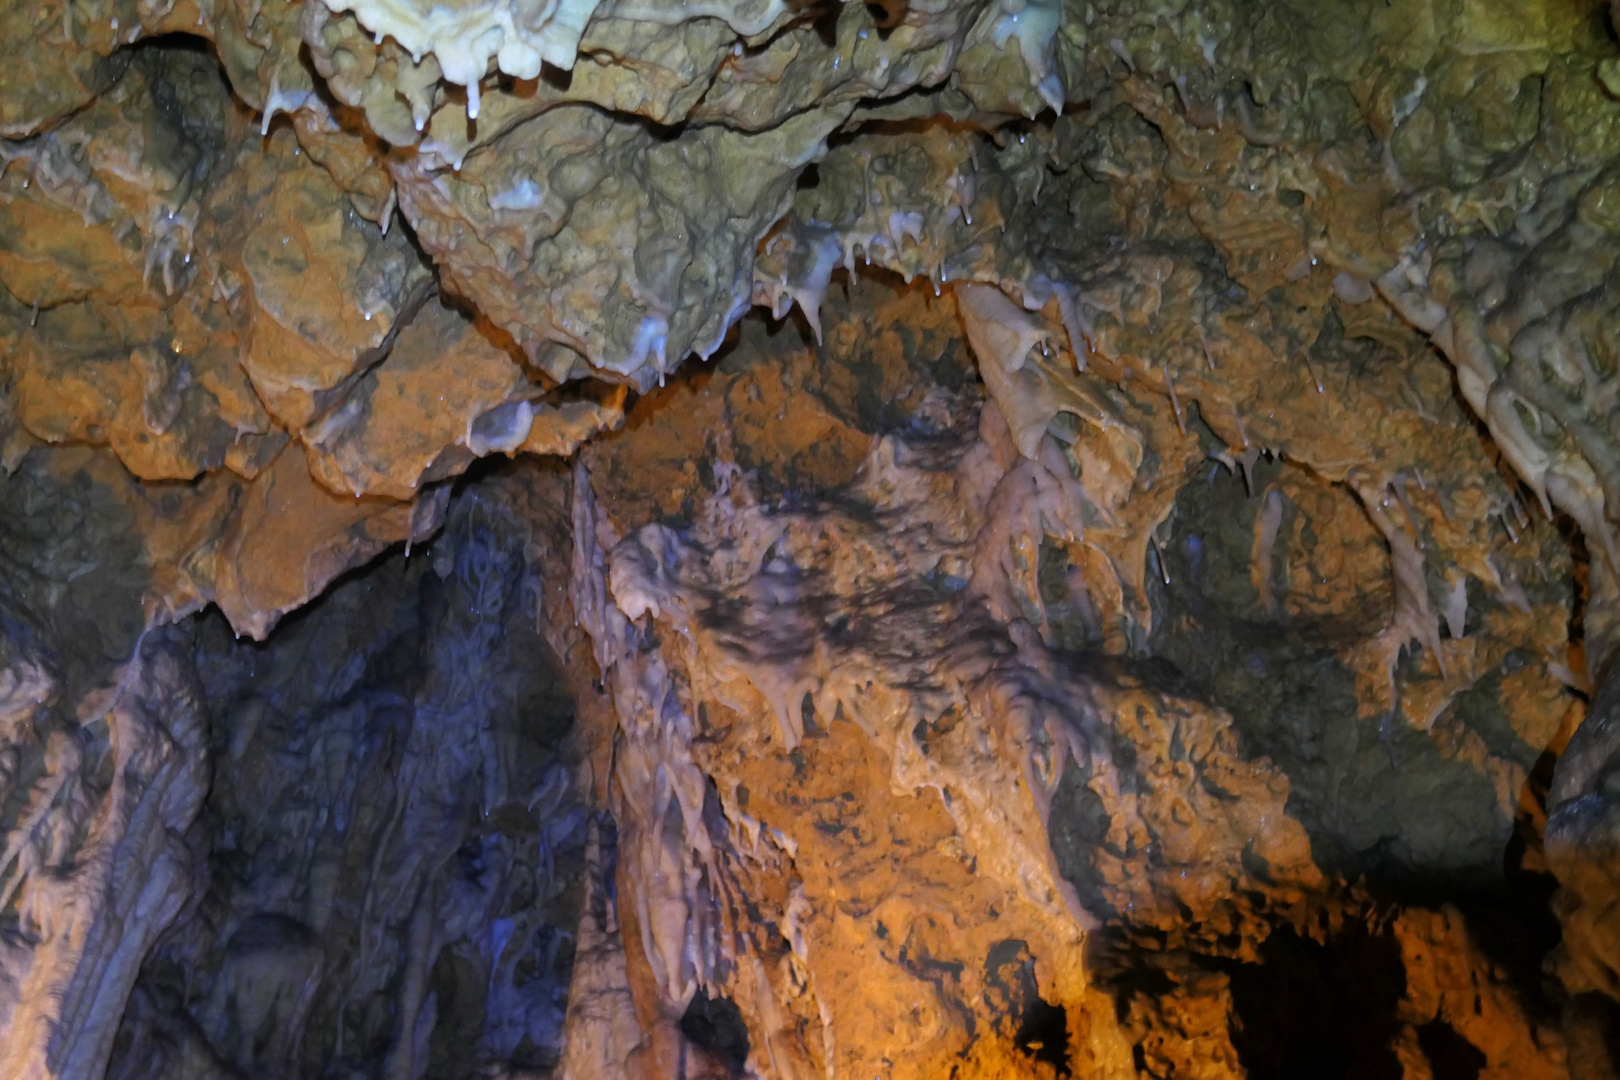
[[3, 0, 1620, 1076]]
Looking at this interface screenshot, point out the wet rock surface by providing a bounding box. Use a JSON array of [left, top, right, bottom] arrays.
[[4, 0, 1620, 1077]]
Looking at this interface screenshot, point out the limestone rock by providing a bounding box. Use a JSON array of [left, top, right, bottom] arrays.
[[237, 158, 433, 430], [210, 443, 443, 639], [4, 0, 1620, 1076], [391, 102, 849, 390]]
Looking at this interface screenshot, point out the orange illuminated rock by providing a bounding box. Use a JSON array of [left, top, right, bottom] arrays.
[[303, 298, 528, 499], [238, 162, 431, 430], [211, 443, 441, 638], [4, 0, 1620, 1076]]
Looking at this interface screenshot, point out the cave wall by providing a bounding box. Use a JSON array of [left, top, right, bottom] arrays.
[[4, 0, 1620, 1077]]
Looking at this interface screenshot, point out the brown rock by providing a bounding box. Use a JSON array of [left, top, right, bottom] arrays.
[[211, 442, 441, 638]]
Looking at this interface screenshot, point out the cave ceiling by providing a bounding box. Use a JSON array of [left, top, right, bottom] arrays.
[[4, 0, 1620, 1077]]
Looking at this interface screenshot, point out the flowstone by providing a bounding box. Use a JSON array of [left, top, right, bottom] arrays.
[[5, 0, 1620, 1076]]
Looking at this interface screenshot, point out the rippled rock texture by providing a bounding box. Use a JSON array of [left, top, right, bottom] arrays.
[[5, 0, 1620, 1076]]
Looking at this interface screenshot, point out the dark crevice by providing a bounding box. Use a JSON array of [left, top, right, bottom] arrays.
[[1415, 1020, 1486, 1080], [1016, 997, 1070, 1077], [1224, 925, 1405, 1080], [984, 939, 1071, 1077], [681, 990, 751, 1076]]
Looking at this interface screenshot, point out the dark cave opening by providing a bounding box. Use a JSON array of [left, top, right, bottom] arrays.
[[680, 989, 752, 1076], [97, 467, 593, 1080], [1224, 925, 1406, 1080], [1014, 993, 1072, 1077], [1415, 1019, 1486, 1080], [985, 938, 1072, 1077]]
